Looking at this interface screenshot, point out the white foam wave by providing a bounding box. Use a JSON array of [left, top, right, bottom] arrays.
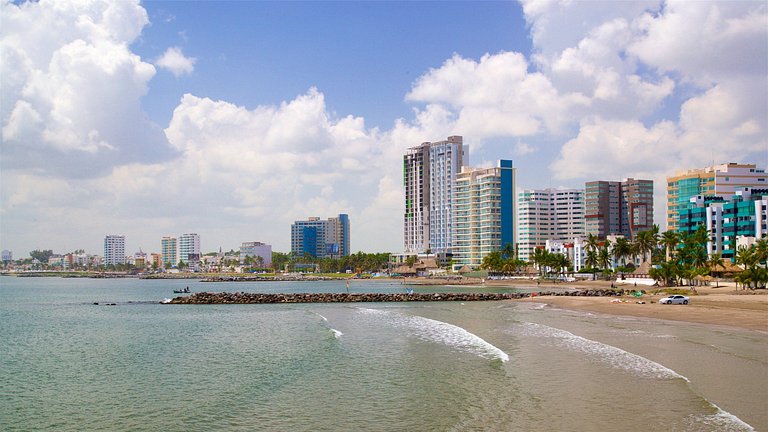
[[519, 322, 688, 381], [692, 403, 755, 431], [358, 308, 509, 362], [331, 328, 343, 339], [161, 298, 172, 304]]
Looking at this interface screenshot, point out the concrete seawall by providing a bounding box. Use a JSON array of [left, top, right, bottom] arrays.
[[166, 289, 633, 304]]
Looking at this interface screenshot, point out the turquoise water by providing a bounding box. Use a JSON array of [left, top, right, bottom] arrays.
[[1, 277, 766, 431]]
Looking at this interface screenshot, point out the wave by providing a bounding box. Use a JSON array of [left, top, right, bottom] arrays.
[[330, 328, 343, 339], [518, 322, 688, 381], [517, 322, 755, 430], [358, 308, 509, 362], [691, 402, 755, 431]]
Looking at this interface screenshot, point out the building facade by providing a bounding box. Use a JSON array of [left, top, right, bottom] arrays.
[[291, 214, 350, 259], [517, 188, 585, 261], [240, 242, 273, 267], [678, 189, 768, 262], [179, 233, 201, 264], [452, 160, 516, 268], [161, 236, 177, 266], [667, 163, 767, 231], [403, 136, 467, 254], [103, 235, 126, 266], [585, 178, 653, 239]]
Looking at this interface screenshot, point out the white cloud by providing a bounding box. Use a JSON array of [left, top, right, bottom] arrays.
[[0, 0, 172, 178], [513, 141, 536, 156], [155, 46, 196, 76]]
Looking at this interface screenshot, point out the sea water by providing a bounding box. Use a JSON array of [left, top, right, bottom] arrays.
[[1, 276, 765, 431]]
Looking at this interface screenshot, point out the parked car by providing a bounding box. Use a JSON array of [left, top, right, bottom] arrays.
[[659, 295, 689, 305]]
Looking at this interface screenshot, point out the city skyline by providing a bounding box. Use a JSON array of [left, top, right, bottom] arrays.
[[2, 1, 766, 255]]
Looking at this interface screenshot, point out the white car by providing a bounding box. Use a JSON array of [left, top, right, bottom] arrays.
[[659, 295, 689, 305]]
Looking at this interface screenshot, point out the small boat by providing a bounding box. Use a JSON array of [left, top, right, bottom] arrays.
[[173, 287, 191, 294]]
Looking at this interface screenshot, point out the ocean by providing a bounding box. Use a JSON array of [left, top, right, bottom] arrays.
[[1, 276, 765, 431]]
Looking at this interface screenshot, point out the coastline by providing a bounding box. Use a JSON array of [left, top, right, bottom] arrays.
[[503, 281, 768, 333]]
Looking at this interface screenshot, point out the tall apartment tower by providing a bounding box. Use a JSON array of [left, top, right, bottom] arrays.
[[291, 214, 350, 259], [403, 136, 466, 254], [667, 163, 767, 231], [517, 188, 585, 261], [103, 235, 125, 266], [161, 236, 177, 266], [453, 160, 516, 268], [179, 233, 201, 264], [585, 178, 653, 239]]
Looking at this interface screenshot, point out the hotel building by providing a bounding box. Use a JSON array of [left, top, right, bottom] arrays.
[[291, 214, 350, 259], [452, 160, 516, 269], [103, 235, 126, 266], [678, 189, 767, 262], [403, 136, 467, 254], [161, 236, 177, 266], [585, 178, 653, 239], [667, 163, 767, 231], [517, 188, 585, 262]]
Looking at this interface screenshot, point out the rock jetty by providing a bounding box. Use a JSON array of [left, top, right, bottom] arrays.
[[166, 289, 633, 304]]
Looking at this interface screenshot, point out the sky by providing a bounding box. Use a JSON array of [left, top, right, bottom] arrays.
[[1, 0, 767, 257]]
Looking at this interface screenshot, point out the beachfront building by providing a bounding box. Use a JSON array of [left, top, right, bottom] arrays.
[[179, 233, 201, 266], [678, 189, 768, 262], [452, 160, 516, 269], [103, 235, 126, 266], [1, 250, 12, 263], [240, 242, 272, 267], [545, 238, 586, 272], [517, 188, 585, 262], [161, 236, 177, 267], [403, 136, 467, 254], [667, 163, 767, 232], [291, 214, 350, 259], [585, 178, 653, 239]]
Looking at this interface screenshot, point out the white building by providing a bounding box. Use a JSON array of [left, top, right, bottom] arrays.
[[518, 188, 584, 262], [1, 250, 12, 262], [545, 238, 586, 272], [103, 235, 126, 266], [403, 136, 467, 254], [179, 233, 201, 264], [240, 242, 272, 267]]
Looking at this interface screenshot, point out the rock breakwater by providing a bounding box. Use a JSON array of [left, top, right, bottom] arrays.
[[166, 289, 634, 304]]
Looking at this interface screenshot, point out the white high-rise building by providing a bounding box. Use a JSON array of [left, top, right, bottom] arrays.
[[517, 188, 585, 262], [179, 233, 201, 264], [103, 235, 126, 266], [403, 136, 466, 254]]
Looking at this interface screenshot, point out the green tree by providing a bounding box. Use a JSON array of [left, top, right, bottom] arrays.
[[659, 230, 680, 263], [612, 237, 632, 268]]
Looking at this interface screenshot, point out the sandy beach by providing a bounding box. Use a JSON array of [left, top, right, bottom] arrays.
[[498, 279, 768, 332]]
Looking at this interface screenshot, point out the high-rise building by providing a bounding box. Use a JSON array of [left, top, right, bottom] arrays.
[[453, 160, 516, 268], [240, 242, 272, 267], [585, 178, 653, 239], [161, 236, 177, 266], [678, 189, 768, 261], [403, 136, 466, 254], [291, 214, 350, 259], [1, 250, 12, 263], [103, 235, 125, 266], [179, 233, 201, 264], [517, 188, 585, 261], [667, 163, 767, 231]]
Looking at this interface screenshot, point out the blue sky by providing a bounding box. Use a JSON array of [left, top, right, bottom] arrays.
[[1, 0, 766, 257]]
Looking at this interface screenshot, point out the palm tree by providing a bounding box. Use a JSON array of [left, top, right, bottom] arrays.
[[659, 230, 680, 263], [634, 229, 657, 265], [585, 249, 599, 271], [531, 248, 549, 275], [598, 247, 612, 272], [585, 234, 601, 254], [612, 237, 632, 268]]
